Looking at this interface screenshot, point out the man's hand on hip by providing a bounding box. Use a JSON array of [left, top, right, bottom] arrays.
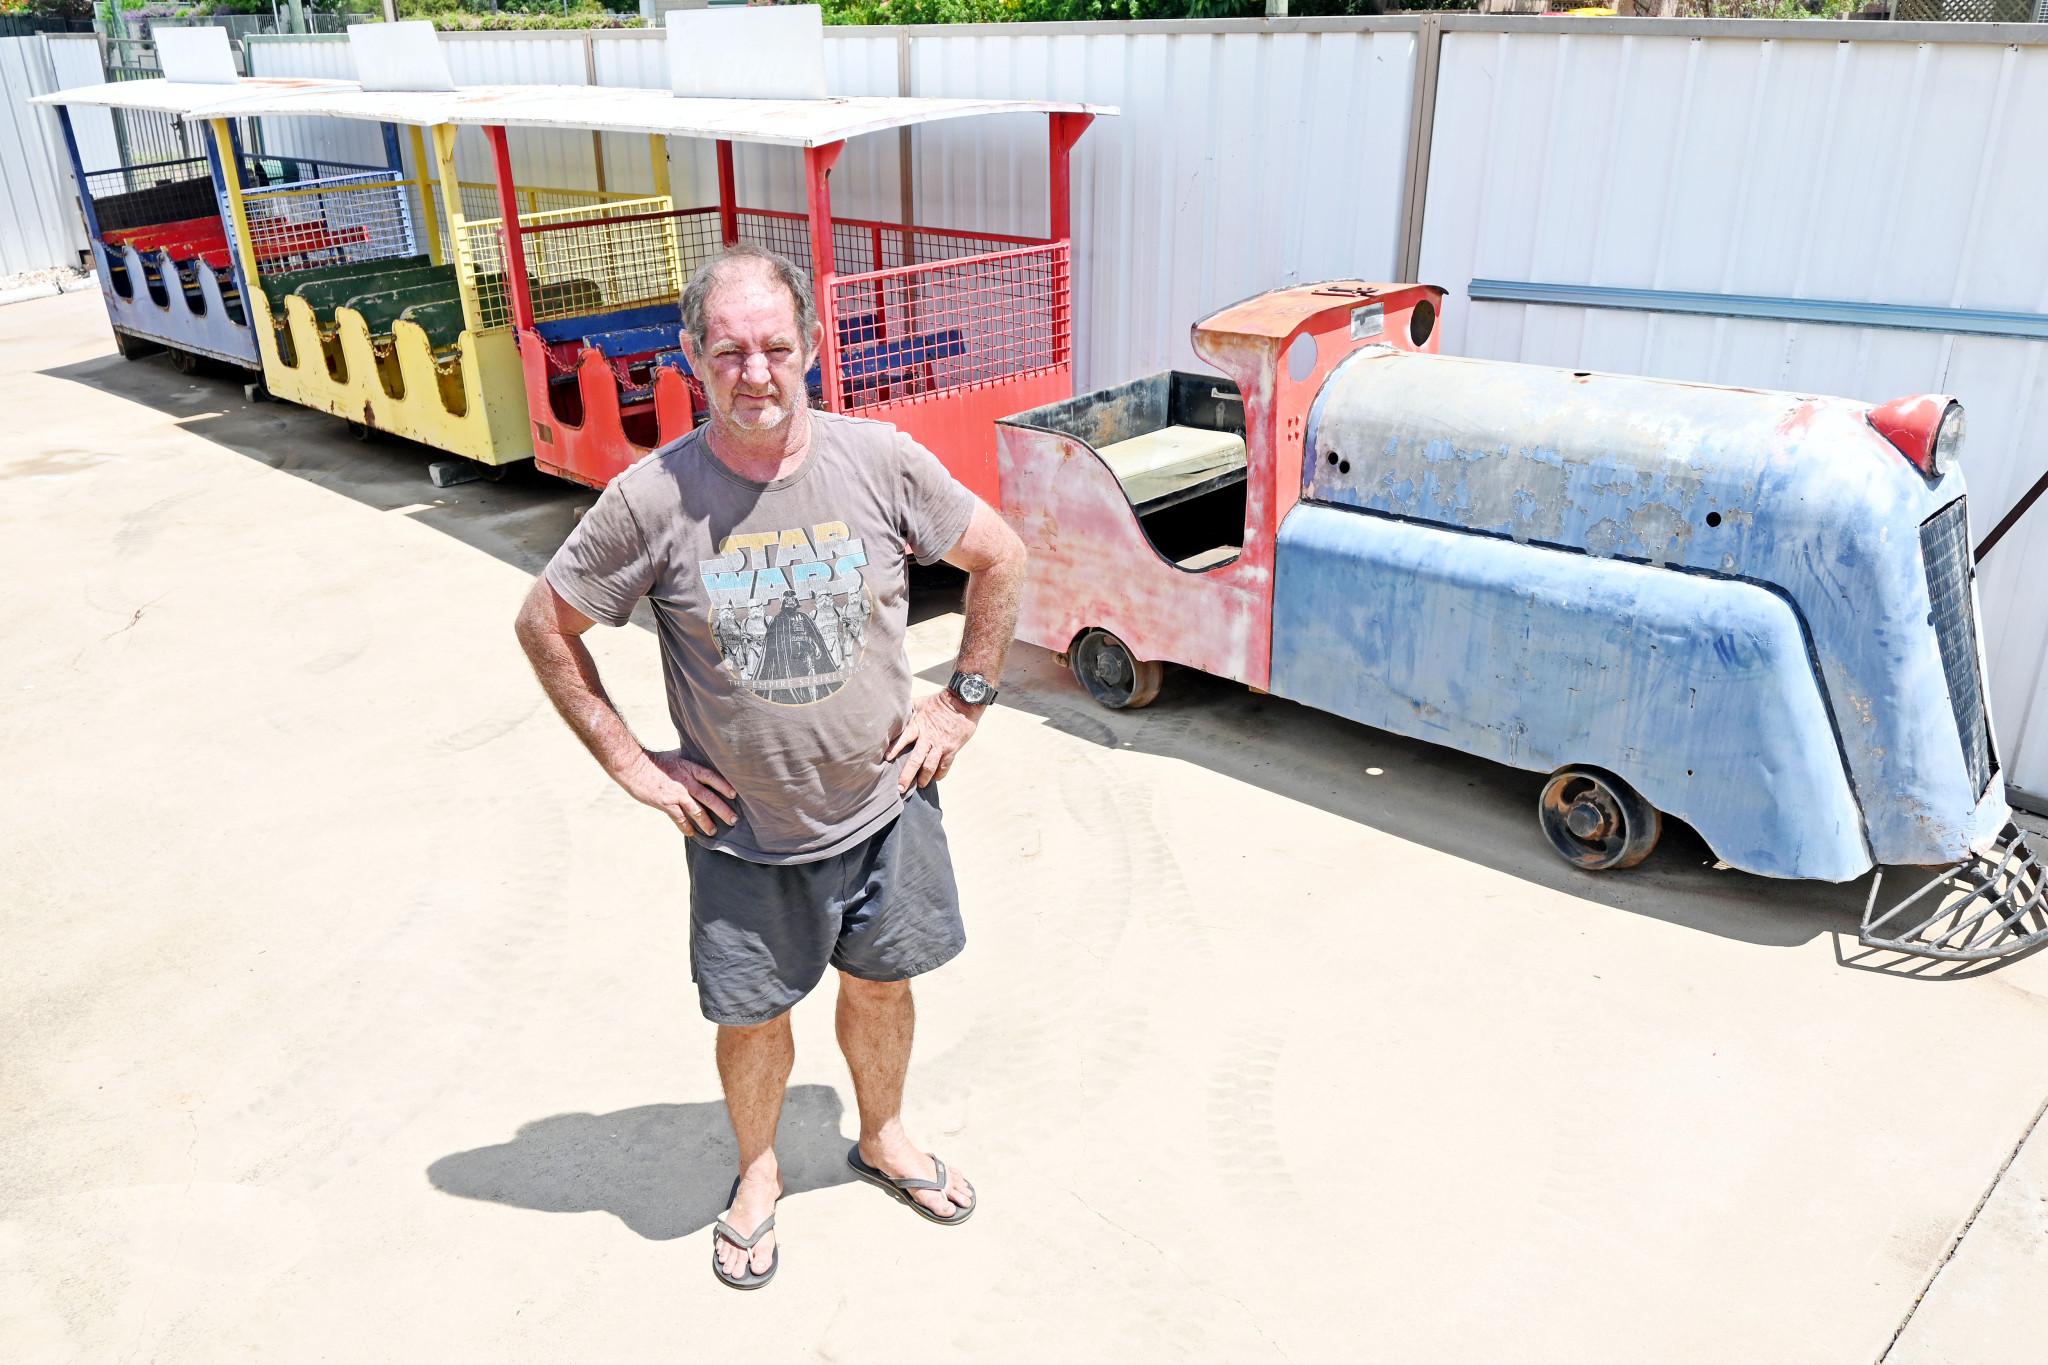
[[626, 749, 739, 836], [886, 691, 982, 794]]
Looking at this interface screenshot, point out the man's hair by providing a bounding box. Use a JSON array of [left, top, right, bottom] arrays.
[[680, 245, 819, 357]]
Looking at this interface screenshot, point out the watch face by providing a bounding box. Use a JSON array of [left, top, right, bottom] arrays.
[[955, 673, 993, 705]]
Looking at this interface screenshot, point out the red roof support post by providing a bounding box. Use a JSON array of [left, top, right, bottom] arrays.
[[807, 139, 846, 413], [485, 124, 535, 334], [1047, 112, 1092, 369], [1047, 111, 1091, 243], [716, 139, 739, 248]]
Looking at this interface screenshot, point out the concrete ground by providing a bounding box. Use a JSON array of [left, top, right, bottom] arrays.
[[5, 288, 2048, 1363]]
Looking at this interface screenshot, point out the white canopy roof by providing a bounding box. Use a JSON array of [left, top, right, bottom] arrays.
[[28, 77, 353, 118], [33, 78, 1115, 149]]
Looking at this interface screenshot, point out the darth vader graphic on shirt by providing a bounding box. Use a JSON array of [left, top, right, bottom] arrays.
[[699, 521, 872, 706]]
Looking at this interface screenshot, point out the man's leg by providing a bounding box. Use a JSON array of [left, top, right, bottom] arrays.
[[715, 1011, 793, 1278], [835, 973, 974, 1218]]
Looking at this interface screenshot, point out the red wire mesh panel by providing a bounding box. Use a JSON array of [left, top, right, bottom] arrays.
[[734, 208, 813, 269], [725, 210, 1045, 286], [674, 207, 725, 280], [828, 243, 1069, 413]]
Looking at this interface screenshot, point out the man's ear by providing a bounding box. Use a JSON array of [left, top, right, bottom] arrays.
[[807, 321, 824, 361], [680, 333, 700, 370]]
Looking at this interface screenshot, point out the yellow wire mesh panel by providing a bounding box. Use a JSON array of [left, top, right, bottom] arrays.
[[457, 197, 683, 334], [241, 171, 417, 276]]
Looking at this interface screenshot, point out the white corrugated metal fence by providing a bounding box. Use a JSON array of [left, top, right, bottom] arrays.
[[0, 35, 90, 277]]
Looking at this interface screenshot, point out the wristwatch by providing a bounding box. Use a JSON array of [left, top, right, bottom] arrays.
[[948, 671, 999, 707]]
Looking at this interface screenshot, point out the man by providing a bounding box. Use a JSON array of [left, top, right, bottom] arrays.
[[513, 245, 1025, 1291]]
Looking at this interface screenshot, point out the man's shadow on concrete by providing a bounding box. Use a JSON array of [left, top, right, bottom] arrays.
[[426, 1084, 855, 1240]]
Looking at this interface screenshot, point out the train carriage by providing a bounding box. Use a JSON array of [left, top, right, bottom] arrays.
[[207, 111, 639, 466], [38, 72, 376, 377]]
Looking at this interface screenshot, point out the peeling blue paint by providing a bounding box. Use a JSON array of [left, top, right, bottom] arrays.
[[1270, 505, 1870, 881], [1296, 348, 2006, 868]]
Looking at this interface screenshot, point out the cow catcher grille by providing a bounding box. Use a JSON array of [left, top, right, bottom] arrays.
[[1862, 824, 2048, 961], [1850, 497, 2039, 962]]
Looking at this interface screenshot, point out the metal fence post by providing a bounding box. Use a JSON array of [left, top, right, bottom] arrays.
[[1395, 13, 1443, 284], [583, 30, 606, 194], [897, 25, 914, 261]]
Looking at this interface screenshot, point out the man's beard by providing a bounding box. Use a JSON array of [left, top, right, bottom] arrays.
[[711, 379, 799, 433]]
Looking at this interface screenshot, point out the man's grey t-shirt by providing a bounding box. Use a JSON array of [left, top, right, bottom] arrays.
[[544, 412, 976, 864]]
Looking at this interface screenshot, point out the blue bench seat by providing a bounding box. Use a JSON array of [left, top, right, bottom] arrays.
[[839, 328, 967, 387]]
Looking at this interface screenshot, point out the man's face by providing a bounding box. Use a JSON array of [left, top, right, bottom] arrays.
[[686, 264, 821, 435]]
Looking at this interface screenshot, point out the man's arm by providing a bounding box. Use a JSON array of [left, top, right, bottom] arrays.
[[885, 499, 1027, 793], [513, 576, 737, 835]]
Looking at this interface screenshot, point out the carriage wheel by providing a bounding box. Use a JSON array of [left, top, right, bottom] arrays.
[[1538, 767, 1661, 870], [1071, 629, 1162, 710], [167, 347, 202, 375], [113, 330, 163, 361]]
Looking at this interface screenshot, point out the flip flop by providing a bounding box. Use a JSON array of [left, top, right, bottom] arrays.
[[711, 1175, 779, 1290], [845, 1146, 976, 1226]]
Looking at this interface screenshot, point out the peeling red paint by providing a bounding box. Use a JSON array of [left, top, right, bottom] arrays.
[[1000, 279, 1445, 692]]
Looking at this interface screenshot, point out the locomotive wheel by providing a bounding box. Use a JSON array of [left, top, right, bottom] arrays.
[[1539, 766, 1661, 870], [1071, 629, 1162, 710], [167, 347, 202, 375]]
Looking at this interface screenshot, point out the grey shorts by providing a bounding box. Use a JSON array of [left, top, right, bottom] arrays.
[[684, 783, 965, 1026]]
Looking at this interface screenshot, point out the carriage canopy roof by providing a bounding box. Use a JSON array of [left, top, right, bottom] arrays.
[[34, 78, 1115, 149], [28, 77, 353, 117]]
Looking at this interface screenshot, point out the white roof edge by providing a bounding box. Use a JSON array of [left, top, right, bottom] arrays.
[[33, 79, 1116, 148], [26, 77, 359, 115]]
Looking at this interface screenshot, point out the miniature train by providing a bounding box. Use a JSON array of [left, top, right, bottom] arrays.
[[996, 281, 2044, 959]]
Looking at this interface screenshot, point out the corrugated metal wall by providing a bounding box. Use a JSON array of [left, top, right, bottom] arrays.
[[906, 26, 1417, 394], [0, 35, 88, 276], [1418, 21, 2048, 806]]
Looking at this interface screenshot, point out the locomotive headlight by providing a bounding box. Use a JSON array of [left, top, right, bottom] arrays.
[[1868, 392, 1963, 480], [1931, 401, 1966, 477]]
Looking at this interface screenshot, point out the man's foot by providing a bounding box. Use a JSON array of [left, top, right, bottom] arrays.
[[850, 1140, 976, 1222], [713, 1173, 781, 1287]]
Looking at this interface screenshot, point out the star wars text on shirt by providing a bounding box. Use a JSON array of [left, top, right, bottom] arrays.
[[699, 521, 872, 706]]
